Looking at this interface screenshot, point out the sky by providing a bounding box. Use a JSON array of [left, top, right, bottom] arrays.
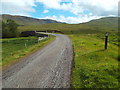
[[1, 0, 119, 24]]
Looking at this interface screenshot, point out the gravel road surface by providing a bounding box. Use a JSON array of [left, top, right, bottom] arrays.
[[2, 34, 73, 88]]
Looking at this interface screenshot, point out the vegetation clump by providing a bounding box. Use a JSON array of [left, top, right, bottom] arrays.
[[2, 19, 19, 38]]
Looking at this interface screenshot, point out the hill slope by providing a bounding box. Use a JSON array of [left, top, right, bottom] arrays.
[[17, 16, 118, 34], [84, 17, 118, 29], [0, 14, 63, 26]]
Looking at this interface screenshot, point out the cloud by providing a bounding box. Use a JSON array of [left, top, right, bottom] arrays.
[[1, 0, 36, 16], [43, 10, 49, 13], [74, 0, 118, 16], [40, 15, 101, 24], [36, 0, 62, 9], [36, 0, 119, 16]]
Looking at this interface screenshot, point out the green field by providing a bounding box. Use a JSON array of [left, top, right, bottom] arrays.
[[2, 36, 54, 67], [70, 34, 119, 88]]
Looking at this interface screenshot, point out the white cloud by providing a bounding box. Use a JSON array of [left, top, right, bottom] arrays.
[[1, 0, 36, 16], [43, 10, 49, 13], [36, 0, 119, 16], [36, 0, 62, 9], [40, 15, 101, 24], [73, 0, 119, 16]]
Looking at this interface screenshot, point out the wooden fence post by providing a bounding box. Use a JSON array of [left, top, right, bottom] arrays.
[[105, 33, 108, 50]]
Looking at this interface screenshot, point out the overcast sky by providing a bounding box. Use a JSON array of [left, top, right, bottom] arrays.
[[1, 0, 119, 24]]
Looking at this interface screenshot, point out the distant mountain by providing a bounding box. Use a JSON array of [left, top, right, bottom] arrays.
[[0, 14, 64, 26]]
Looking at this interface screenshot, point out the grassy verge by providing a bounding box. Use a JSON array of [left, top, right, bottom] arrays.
[[1, 36, 54, 67], [70, 34, 119, 88]]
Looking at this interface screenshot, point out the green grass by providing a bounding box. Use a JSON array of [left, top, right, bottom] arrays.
[[1, 36, 54, 67], [70, 34, 119, 88]]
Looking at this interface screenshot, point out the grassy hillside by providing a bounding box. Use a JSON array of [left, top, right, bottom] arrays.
[[85, 17, 118, 29], [17, 17, 118, 34], [0, 14, 63, 26], [18, 23, 101, 34]]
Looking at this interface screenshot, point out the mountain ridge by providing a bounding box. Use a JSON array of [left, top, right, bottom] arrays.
[[0, 14, 65, 25]]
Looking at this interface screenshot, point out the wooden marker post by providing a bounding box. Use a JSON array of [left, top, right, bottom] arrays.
[[105, 33, 108, 50]]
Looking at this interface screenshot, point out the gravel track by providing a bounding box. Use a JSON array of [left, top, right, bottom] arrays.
[[2, 34, 73, 88]]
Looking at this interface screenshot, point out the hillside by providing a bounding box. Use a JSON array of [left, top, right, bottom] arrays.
[[17, 17, 118, 34], [84, 17, 118, 30], [0, 14, 63, 26]]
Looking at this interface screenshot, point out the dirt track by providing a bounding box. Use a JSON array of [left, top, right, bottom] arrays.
[[2, 34, 73, 88]]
